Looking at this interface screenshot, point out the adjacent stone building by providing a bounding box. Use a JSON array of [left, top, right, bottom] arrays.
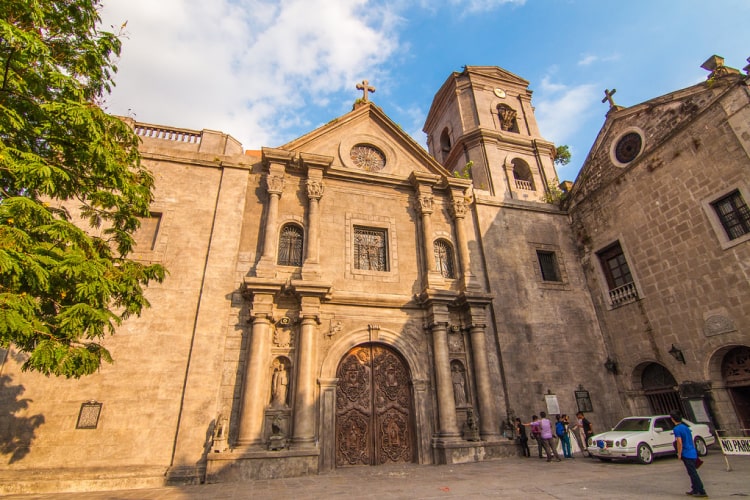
[[565, 55, 750, 436], [0, 58, 747, 494]]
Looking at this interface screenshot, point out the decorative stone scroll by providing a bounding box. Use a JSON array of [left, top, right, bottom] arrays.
[[266, 174, 285, 194]]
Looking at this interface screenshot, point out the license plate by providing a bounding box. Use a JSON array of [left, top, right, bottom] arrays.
[[600, 449, 610, 455]]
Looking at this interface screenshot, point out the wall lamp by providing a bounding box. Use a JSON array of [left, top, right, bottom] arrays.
[[604, 357, 618, 374], [668, 344, 686, 364]]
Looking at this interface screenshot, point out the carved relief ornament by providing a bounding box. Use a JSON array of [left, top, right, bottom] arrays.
[[418, 195, 434, 214], [266, 174, 285, 195], [450, 198, 467, 219], [306, 179, 324, 200]]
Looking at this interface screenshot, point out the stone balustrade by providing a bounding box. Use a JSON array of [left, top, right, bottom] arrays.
[[608, 281, 638, 307]]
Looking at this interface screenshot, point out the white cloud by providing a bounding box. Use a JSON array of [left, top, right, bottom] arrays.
[[447, 0, 526, 13], [578, 55, 598, 66], [99, 0, 402, 149], [534, 78, 598, 147]]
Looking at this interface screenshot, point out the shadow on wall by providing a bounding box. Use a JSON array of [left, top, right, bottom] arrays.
[[0, 374, 45, 464]]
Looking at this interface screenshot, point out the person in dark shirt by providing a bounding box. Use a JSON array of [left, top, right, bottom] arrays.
[[515, 417, 530, 457]]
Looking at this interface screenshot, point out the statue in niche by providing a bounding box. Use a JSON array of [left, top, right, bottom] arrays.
[[271, 360, 289, 408], [452, 363, 467, 407], [268, 414, 287, 451]]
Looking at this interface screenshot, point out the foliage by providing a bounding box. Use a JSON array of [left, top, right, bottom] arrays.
[[453, 161, 473, 179], [0, 0, 166, 377], [542, 179, 567, 206], [554, 145, 571, 167]]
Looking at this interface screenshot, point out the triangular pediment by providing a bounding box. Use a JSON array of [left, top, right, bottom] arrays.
[[463, 65, 530, 88], [567, 76, 742, 203], [280, 103, 451, 181]]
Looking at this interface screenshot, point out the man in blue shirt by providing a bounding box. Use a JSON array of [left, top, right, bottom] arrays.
[[671, 411, 707, 497]]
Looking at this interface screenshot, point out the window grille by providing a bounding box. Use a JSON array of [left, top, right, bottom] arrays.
[[537, 250, 561, 282], [354, 227, 388, 271], [434, 240, 455, 279], [712, 190, 750, 240], [278, 224, 304, 266]]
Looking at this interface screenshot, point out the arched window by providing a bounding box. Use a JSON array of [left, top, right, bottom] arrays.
[[277, 223, 303, 266], [497, 104, 519, 133], [434, 239, 456, 279], [512, 158, 535, 191], [440, 128, 452, 153]]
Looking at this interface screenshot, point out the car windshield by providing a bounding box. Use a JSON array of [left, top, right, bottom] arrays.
[[613, 418, 651, 432]]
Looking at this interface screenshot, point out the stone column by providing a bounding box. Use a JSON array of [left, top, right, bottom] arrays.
[[236, 294, 275, 446], [450, 193, 478, 290], [419, 194, 436, 272], [469, 323, 500, 439], [429, 322, 460, 437], [256, 148, 293, 278], [410, 172, 442, 289], [292, 296, 321, 447], [299, 153, 332, 281], [261, 174, 284, 257], [302, 178, 323, 280]]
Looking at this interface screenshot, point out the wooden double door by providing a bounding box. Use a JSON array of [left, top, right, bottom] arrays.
[[335, 343, 414, 466]]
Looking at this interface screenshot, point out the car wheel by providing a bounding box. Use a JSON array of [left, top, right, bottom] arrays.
[[636, 443, 653, 464], [694, 437, 708, 457]]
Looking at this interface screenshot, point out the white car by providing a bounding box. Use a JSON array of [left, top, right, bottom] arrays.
[[587, 415, 715, 464]]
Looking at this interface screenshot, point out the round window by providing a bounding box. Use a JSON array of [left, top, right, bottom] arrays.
[[614, 132, 643, 164], [350, 144, 386, 172]]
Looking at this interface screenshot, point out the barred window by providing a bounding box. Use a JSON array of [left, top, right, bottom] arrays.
[[536, 250, 560, 282], [712, 190, 750, 241], [277, 224, 304, 266], [354, 226, 388, 271], [434, 239, 456, 279]]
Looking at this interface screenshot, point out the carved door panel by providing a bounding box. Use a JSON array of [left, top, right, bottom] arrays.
[[335, 344, 413, 466]]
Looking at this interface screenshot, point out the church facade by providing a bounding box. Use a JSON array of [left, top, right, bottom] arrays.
[[0, 59, 748, 493]]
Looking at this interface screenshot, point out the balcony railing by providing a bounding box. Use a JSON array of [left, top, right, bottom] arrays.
[[134, 124, 202, 144], [515, 179, 534, 190], [608, 281, 638, 307]]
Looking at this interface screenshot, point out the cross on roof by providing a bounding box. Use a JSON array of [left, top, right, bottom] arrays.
[[602, 88, 618, 108], [356, 80, 375, 102]]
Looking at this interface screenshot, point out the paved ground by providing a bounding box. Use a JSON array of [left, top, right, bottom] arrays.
[[6, 452, 750, 499]]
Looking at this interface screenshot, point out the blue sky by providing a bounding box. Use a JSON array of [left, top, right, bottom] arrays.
[[100, 0, 750, 181]]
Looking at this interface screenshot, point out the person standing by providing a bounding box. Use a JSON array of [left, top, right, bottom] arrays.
[[539, 411, 561, 462], [671, 411, 707, 497], [525, 415, 544, 458], [572, 411, 593, 456], [557, 414, 573, 458], [515, 417, 530, 457]]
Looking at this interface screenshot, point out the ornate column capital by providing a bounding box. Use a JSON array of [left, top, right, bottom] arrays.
[[306, 179, 324, 200], [418, 194, 434, 215], [266, 174, 285, 195], [450, 198, 467, 219]]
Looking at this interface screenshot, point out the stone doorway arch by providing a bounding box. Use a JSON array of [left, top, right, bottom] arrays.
[[722, 346, 750, 435], [334, 343, 415, 467], [640, 363, 683, 415]]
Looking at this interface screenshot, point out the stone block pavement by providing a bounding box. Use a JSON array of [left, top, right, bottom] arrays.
[[6, 452, 750, 499]]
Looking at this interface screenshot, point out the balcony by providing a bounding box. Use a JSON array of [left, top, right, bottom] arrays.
[[515, 179, 534, 190], [608, 281, 638, 308]]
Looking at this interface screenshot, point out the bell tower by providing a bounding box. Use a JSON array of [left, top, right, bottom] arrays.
[[423, 66, 558, 202]]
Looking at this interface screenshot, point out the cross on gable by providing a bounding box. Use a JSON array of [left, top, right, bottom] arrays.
[[602, 88, 618, 108], [356, 80, 376, 102]]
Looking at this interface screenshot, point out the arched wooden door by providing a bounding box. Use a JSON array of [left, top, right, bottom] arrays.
[[642, 363, 684, 415], [335, 343, 414, 466], [722, 346, 750, 435]]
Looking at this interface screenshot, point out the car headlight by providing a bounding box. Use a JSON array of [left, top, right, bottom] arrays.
[[620, 438, 627, 447]]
